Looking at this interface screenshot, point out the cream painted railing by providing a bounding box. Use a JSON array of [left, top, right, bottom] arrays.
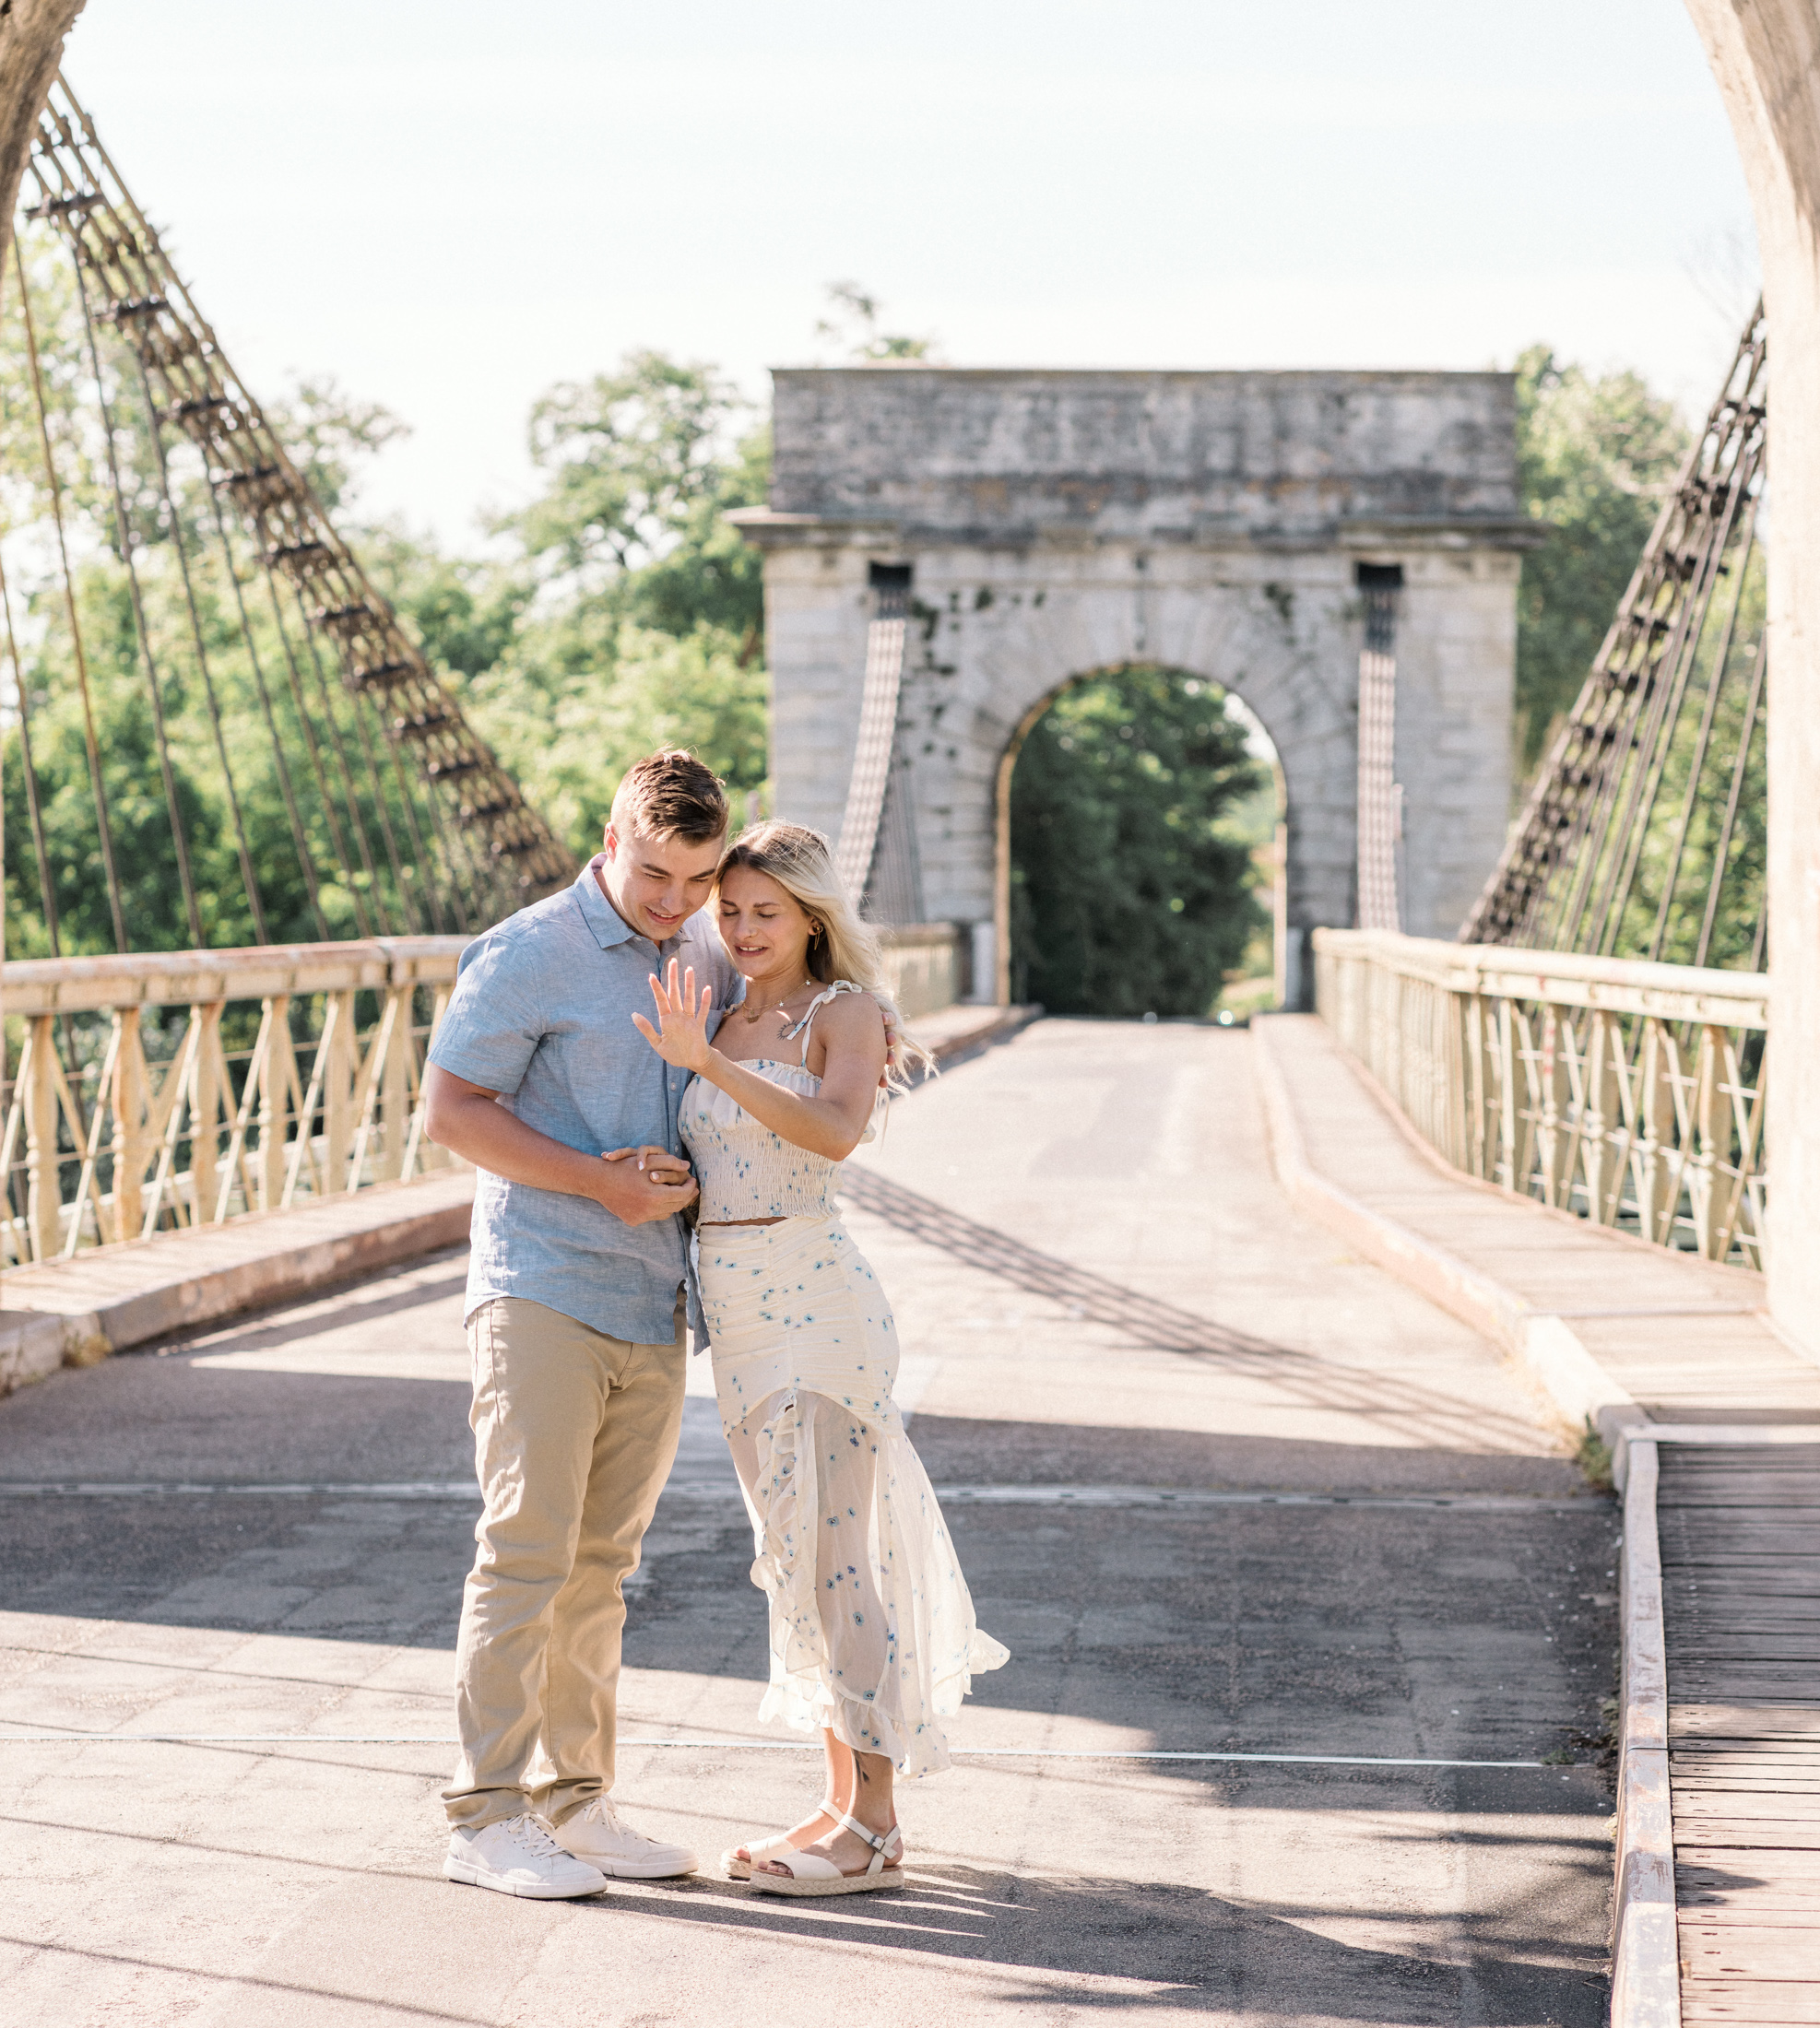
[[0, 938, 469, 1269], [1314, 928, 1767, 1267]]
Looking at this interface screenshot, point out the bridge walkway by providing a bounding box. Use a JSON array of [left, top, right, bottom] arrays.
[[1259, 1014, 1820, 2026], [0, 1020, 1614, 2025]]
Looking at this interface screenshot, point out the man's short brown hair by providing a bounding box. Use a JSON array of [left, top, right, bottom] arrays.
[[608, 749, 729, 844]]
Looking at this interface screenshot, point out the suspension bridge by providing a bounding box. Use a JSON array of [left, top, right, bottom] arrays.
[[0, 3, 1814, 2023]]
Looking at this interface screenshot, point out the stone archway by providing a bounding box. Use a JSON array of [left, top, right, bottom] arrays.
[[738, 366, 1527, 1005], [996, 661, 1286, 1014]]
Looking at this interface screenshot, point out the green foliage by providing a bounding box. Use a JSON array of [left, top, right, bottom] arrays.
[[1599, 542, 1767, 971], [815, 282, 938, 362], [1009, 666, 1266, 1018], [2, 229, 770, 957], [381, 348, 772, 861], [455, 620, 768, 857], [1514, 346, 1688, 773]]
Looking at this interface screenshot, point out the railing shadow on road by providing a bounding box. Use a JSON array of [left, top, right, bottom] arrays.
[[838, 1170, 1550, 1457], [594, 1864, 1610, 2023]]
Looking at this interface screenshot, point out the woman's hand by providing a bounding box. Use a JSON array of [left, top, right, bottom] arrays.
[[631, 960, 715, 1074], [601, 1144, 693, 1187]]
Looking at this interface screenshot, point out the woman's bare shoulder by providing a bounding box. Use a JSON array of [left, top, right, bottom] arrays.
[[821, 986, 888, 1043]]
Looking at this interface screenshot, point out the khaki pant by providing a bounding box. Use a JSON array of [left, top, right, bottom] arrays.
[[442, 1294, 684, 1831]]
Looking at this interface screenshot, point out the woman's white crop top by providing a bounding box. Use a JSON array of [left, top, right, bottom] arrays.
[[678, 982, 875, 1223]]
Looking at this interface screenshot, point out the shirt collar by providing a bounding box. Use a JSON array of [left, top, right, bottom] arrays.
[[575, 855, 640, 951]]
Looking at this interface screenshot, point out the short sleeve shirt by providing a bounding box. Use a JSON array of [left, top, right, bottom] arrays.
[[429, 856, 739, 1345]]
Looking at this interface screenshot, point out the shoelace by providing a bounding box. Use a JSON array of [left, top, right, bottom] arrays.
[[501, 1813, 566, 1857]]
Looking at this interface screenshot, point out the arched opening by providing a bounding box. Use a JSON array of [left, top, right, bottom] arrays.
[[996, 663, 1284, 1019]]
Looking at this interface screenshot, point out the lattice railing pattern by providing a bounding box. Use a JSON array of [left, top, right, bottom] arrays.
[[0, 937, 467, 1268], [1314, 929, 1767, 1267]]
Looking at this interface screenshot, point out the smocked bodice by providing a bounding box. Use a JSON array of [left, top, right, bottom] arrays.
[[680, 1059, 872, 1222]]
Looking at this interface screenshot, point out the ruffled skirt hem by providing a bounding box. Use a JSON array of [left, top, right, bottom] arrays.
[[698, 1213, 1008, 1781]]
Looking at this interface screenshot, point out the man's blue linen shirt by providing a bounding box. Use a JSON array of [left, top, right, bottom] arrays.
[[428, 856, 739, 1346]]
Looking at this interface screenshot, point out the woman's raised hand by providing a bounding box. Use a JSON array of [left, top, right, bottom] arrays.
[[632, 960, 715, 1072]]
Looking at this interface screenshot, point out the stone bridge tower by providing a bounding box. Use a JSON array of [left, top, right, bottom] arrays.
[[737, 366, 1528, 1004]]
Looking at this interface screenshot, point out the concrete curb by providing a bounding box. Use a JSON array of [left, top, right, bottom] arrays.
[[1614, 1435, 1679, 2028], [914, 1002, 1041, 1067], [1249, 1016, 1645, 1448], [1248, 1014, 1673, 2028], [0, 1170, 475, 1396]]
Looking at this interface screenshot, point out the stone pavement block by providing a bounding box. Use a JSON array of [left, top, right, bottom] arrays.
[[0, 1020, 1618, 2024]]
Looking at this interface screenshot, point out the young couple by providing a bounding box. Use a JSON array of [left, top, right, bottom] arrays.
[[422, 748, 1007, 1902]]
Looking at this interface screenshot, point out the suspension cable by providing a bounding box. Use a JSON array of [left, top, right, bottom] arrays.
[[205, 491, 330, 939], [377, 713, 448, 934], [1646, 500, 1760, 962], [131, 352, 269, 943], [254, 565, 372, 938], [279, 577, 401, 935], [349, 680, 439, 934], [324, 635, 420, 934], [15, 238, 126, 951], [0, 545, 65, 952], [1696, 638, 1767, 971], [68, 259, 205, 947]]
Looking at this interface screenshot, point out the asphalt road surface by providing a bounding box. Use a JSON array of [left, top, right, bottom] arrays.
[[0, 1020, 1618, 2025]]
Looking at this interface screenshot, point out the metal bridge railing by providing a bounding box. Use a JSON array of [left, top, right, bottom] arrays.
[[1314, 928, 1767, 1268], [0, 928, 968, 1271], [0, 937, 469, 1270]]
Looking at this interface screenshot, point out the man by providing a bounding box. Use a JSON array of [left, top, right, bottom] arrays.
[[423, 749, 738, 1900]]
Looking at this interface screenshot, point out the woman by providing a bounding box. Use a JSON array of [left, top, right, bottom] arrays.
[[631, 820, 1008, 1897]]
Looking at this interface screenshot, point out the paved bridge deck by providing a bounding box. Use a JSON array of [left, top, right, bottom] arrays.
[[0, 1020, 1619, 2024], [1260, 1015, 1820, 2025]]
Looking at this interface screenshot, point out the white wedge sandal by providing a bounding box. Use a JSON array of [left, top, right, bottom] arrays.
[[720, 1799, 836, 1881], [744, 1808, 904, 1898]]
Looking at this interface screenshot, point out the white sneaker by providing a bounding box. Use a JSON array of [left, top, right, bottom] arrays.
[[552, 1798, 699, 1879], [444, 1813, 609, 1899]]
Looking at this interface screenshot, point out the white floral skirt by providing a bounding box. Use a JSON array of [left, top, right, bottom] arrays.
[[694, 1212, 1009, 1777]]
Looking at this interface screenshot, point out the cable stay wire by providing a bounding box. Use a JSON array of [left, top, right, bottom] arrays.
[[0, 75, 576, 961], [1461, 299, 1768, 971], [131, 348, 269, 942], [12, 234, 127, 954], [66, 254, 206, 946]]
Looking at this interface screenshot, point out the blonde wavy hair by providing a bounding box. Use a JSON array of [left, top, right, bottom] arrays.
[[715, 821, 935, 1093]]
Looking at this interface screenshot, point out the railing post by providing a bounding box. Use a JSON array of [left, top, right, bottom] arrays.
[[189, 1001, 226, 1224], [377, 986, 411, 1183], [21, 1015, 60, 1263], [109, 1008, 148, 1244], [1638, 1019, 1677, 1246], [323, 990, 357, 1193], [1689, 1023, 1725, 1258], [255, 996, 292, 1213], [1581, 1011, 1621, 1225]]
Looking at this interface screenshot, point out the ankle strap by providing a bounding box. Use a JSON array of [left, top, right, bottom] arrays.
[[830, 1808, 902, 1873]]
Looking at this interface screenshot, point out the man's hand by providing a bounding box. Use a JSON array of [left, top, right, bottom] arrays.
[[597, 1145, 698, 1226], [423, 1065, 699, 1227]]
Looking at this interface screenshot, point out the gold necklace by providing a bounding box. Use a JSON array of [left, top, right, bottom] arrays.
[[741, 976, 810, 1025]]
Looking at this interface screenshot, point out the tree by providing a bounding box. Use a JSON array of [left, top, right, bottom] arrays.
[[1513, 346, 1688, 774], [378, 349, 771, 860], [815, 281, 939, 362], [1009, 666, 1266, 1018]]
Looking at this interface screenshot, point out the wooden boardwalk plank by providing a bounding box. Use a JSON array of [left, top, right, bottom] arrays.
[[1662, 1439, 1820, 2016]]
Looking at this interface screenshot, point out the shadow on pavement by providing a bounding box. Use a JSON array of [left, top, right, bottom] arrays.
[[596, 1864, 1610, 2023], [841, 1168, 1548, 1456]]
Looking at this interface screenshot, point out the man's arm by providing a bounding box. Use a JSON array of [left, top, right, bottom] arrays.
[[422, 1065, 696, 1227]]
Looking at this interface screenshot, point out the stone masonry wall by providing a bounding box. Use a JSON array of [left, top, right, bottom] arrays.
[[744, 367, 1523, 990]]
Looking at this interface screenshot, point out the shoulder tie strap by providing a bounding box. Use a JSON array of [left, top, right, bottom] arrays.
[[779, 979, 862, 1063]]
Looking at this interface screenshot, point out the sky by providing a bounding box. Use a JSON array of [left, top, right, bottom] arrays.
[[59, 0, 1759, 548]]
